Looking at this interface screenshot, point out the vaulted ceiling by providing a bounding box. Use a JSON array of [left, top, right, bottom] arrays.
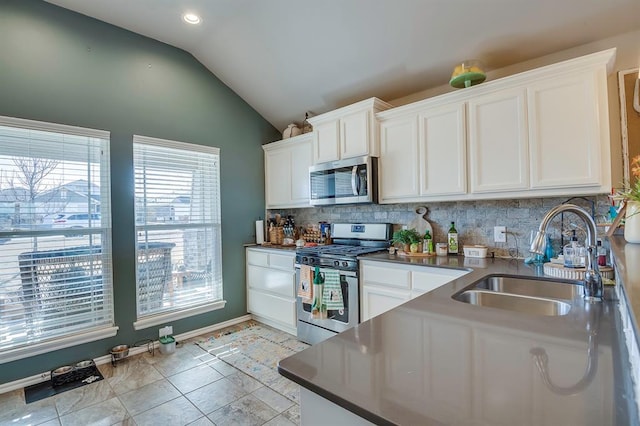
[[45, 0, 640, 132]]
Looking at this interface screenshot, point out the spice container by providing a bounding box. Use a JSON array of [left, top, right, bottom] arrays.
[[436, 243, 448, 256]]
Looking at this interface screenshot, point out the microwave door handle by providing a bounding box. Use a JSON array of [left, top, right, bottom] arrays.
[[351, 166, 359, 195]]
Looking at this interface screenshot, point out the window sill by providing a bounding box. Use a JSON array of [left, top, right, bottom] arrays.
[[133, 300, 227, 331], [0, 326, 119, 365]]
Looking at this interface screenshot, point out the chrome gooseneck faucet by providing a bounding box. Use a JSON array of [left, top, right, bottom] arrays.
[[530, 204, 603, 301]]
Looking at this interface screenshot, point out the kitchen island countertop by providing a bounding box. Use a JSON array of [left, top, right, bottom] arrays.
[[278, 238, 639, 425]]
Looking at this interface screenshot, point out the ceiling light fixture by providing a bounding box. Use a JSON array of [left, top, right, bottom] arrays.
[[182, 13, 201, 25]]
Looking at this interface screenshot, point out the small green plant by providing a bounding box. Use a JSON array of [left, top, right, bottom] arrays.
[[392, 228, 422, 245]]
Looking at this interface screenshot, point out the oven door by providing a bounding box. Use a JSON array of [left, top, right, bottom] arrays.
[[295, 266, 359, 334]]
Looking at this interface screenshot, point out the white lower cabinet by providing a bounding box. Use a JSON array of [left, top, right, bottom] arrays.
[[360, 260, 469, 321], [246, 248, 296, 334]]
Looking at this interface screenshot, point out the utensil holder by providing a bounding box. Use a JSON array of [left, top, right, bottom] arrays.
[[269, 227, 284, 245]]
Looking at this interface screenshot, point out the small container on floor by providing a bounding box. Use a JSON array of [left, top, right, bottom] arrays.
[[159, 336, 176, 355]]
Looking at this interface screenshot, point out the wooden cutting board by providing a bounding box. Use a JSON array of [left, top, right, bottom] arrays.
[[407, 206, 433, 236]]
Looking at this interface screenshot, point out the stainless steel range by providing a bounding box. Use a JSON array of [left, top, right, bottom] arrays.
[[295, 223, 391, 345]]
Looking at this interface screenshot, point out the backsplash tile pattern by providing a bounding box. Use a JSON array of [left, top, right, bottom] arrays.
[[272, 195, 612, 258]]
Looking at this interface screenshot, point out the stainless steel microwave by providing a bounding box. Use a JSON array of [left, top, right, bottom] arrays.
[[309, 156, 378, 206]]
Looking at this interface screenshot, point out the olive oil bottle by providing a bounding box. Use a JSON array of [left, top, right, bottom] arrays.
[[447, 222, 458, 255]]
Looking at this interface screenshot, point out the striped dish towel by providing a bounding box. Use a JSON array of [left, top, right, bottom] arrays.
[[321, 270, 344, 311]]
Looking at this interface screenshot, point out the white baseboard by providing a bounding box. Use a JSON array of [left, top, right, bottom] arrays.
[[0, 314, 254, 395]]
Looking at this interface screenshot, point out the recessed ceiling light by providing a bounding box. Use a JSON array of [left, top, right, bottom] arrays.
[[182, 13, 201, 25]]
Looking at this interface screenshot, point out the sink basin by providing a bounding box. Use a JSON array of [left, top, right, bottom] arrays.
[[452, 275, 581, 316], [455, 289, 572, 316], [474, 276, 583, 300]]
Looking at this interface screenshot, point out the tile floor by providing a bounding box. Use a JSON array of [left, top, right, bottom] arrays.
[[0, 322, 306, 426]]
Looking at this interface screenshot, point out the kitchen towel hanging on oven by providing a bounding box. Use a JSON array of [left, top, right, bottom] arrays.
[[298, 265, 313, 302], [322, 270, 344, 310]]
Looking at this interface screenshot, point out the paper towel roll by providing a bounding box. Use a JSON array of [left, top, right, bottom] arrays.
[[256, 220, 264, 244]]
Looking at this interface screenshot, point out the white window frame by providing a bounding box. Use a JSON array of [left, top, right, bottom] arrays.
[[0, 116, 117, 364], [132, 135, 225, 330]]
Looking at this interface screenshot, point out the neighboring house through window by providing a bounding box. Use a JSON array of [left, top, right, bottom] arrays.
[[0, 116, 115, 363]]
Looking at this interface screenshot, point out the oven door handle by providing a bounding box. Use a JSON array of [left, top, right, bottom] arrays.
[[295, 265, 358, 278]]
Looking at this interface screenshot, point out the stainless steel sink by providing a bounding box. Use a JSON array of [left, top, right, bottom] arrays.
[[474, 276, 583, 300], [452, 275, 582, 316], [455, 289, 572, 316]]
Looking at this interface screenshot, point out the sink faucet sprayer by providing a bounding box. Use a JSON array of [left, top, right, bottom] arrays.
[[530, 204, 603, 301]]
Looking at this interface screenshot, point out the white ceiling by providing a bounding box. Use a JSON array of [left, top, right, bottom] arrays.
[[45, 0, 640, 133]]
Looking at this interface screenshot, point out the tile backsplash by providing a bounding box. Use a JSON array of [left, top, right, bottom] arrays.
[[270, 195, 613, 258]]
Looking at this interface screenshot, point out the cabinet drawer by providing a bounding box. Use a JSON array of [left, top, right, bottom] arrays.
[[247, 250, 269, 267], [412, 268, 468, 294], [269, 253, 295, 271], [361, 263, 411, 289], [247, 265, 295, 297], [248, 289, 296, 328]]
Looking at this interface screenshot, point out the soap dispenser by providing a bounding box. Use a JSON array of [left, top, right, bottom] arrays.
[[563, 230, 585, 268]]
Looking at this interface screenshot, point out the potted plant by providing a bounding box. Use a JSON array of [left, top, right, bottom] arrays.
[[392, 228, 423, 253]]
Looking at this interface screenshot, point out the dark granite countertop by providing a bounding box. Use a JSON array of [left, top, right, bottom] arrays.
[[278, 248, 638, 425]]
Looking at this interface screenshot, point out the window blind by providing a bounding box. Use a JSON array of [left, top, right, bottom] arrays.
[[133, 136, 222, 320], [0, 116, 113, 359]]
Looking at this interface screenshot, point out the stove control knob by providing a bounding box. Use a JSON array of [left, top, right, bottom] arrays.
[[334, 260, 340, 267], [302, 257, 308, 263], [342, 261, 349, 268], [309, 258, 315, 264]]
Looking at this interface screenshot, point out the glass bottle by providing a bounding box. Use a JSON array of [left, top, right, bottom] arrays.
[[447, 222, 458, 255], [423, 230, 433, 254], [597, 240, 607, 266]]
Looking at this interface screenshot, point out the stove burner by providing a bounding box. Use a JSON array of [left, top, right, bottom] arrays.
[[295, 244, 388, 271]]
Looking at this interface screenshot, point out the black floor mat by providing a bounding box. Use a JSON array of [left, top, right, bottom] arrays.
[[24, 365, 104, 404]]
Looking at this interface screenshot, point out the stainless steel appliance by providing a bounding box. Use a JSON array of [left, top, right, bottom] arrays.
[[295, 223, 391, 344], [309, 156, 378, 206]]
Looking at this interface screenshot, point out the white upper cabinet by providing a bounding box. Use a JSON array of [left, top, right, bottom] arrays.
[[376, 48, 615, 202], [379, 114, 420, 200], [308, 97, 393, 163], [263, 133, 313, 209], [527, 70, 604, 190], [379, 102, 467, 203], [468, 88, 529, 194], [419, 102, 467, 196]]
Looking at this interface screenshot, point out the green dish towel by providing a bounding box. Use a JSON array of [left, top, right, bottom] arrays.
[[322, 270, 344, 311]]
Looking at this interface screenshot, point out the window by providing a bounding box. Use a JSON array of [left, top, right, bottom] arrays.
[[133, 135, 224, 329], [0, 116, 115, 363]]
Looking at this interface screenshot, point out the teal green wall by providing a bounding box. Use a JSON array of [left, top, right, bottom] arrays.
[[0, 0, 279, 384]]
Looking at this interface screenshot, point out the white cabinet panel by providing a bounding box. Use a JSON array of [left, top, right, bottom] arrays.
[[246, 248, 296, 332], [247, 265, 294, 297], [247, 289, 296, 328], [361, 263, 411, 289], [419, 103, 467, 196], [468, 88, 529, 193], [309, 98, 392, 163], [269, 252, 295, 271], [314, 120, 340, 163], [341, 109, 370, 159], [379, 114, 420, 201], [528, 71, 602, 189], [361, 285, 411, 321], [263, 134, 313, 208], [412, 268, 467, 294]]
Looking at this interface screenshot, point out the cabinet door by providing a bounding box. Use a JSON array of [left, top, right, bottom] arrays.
[[264, 147, 291, 207], [379, 115, 420, 202], [527, 71, 602, 189], [314, 120, 340, 163], [289, 139, 313, 204], [341, 109, 370, 159], [468, 88, 529, 193], [361, 285, 411, 321], [418, 103, 467, 196], [247, 289, 296, 327]]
